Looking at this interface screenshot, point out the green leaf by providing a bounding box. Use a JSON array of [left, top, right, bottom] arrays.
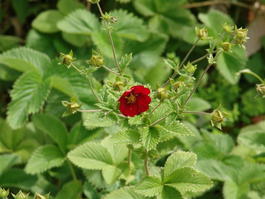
[[158, 186, 182, 199], [0, 35, 21, 51], [32, 114, 68, 152], [141, 127, 160, 151], [135, 176, 163, 197], [55, 181, 82, 199], [0, 47, 51, 74], [102, 165, 122, 185], [111, 10, 149, 41], [238, 121, 265, 152], [0, 154, 19, 175], [157, 120, 193, 142], [217, 46, 247, 84], [57, 0, 84, 15], [0, 168, 37, 190], [57, 9, 100, 35], [25, 145, 65, 174], [32, 10, 64, 33], [83, 112, 115, 130], [110, 129, 140, 145], [199, 9, 234, 37], [7, 72, 51, 129], [164, 151, 197, 178], [67, 142, 113, 170], [105, 187, 146, 199], [186, 97, 211, 112], [164, 167, 212, 194]]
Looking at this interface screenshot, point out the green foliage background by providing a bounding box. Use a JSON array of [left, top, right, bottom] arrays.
[[0, 0, 265, 198]]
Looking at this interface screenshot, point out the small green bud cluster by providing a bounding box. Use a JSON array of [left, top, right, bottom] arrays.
[[62, 99, 81, 115], [88, 53, 104, 68], [157, 88, 169, 101], [234, 28, 249, 45], [195, 27, 209, 40], [0, 188, 9, 198], [12, 191, 29, 199], [211, 109, 226, 129], [102, 13, 117, 24], [59, 50, 75, 66], [184, 62, 197, 74]]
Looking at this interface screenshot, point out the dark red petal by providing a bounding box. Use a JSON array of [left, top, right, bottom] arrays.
[[131, 85, 150, 95], [119, 90, 132, 102], [119, 102, 138, 117], [136, 95, 151, 113]]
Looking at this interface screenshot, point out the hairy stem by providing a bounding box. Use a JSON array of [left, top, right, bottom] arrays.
[[183, 0, 252, 9], [150, 112, 173, 127], [78, 109, 102, 113], [102, 65, 120, 75], [182, 63, 213, 107], [128, 147, 132, 174], [150, 102, 161, 114], [182, 111, 210, 115], [67, 161, 78, 181], [163, 39, 199, 87], [96, 2, 121, 73], [144, 150, 149, 176]]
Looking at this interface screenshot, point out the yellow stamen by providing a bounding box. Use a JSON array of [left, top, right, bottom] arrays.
[[125, 93, 136, 104]]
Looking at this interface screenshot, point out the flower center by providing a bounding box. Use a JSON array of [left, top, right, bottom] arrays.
[[125, 93, 136, 104]]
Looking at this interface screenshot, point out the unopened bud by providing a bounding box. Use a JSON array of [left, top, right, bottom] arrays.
[[256, 84, 265, 97], [88, 54, 104, 68], [0, 188, 9, 198], [12, 191, 29, 199], [59, 50, 74, 66], [173, 81, 185, 91], [234, 28, 249, 45], [102, 13, 117, 24], [223, 23, 234, 33], [34, 193, 50, 199], [221, 42, 232, 51], [88, 0, 100, 4], [211, 109, 225, 129], [62, 100, 81, 115], [113, 81, 124, 91], [157, 88, 169, 101], [185, 63, 197, 74], [195, 27, 208, 40]]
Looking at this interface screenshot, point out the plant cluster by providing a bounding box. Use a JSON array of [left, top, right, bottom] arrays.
[[0, 0, 265, 199]]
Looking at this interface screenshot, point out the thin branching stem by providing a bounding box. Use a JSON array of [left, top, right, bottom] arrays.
[[150, 112, 173, 127], [67, 161, 78, 181], [191, 53, 209, 65], [182, 111, 210, 115], [144, 150, 149, 176], [240, 70, 264, 84], [102, 65, 120, 75], [150, 102, 161, 114], [78, 109, 102, 113], [183, 63, 213, 107], [96, 2, 122, 73], [183, 0, 253, 9], [163, 39, 199, 87], [128, 147, 132, 174]]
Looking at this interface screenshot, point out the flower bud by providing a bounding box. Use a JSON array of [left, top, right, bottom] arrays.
[[34, 193, 50, 199], [234, 28, 249, 45], [59, 50, 74, 66], [87, 0, 100, 4], [195, 27, 208, 40], [0, 188, 9, 198], [173, 81, 185, 91], [211, 109, 225, 129], [113, 81, 124, 91], [102, 13, 117, 24], [221, 42, 232, 52], [185, 63, 197, 74], [12, 191, 29, 199], [223, 23, 234, 33], [256, 84, 265, 97], [88, 54, 104, 68], [62, 100, 81, 115], [157, 88, 169, 101]]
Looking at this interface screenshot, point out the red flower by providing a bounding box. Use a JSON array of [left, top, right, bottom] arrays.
[[119, 85, 151, 117]]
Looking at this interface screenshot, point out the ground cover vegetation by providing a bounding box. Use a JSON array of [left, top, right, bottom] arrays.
[[0, 0, 265, 198]]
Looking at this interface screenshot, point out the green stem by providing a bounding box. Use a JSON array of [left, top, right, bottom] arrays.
[[67, 161, 77, 181], [88, 78, 102, 102], [78, 109, 102, 113], [240, 69, 264, 84], [191, 53, 209, 65], [150, 112, 173, 127], [96, 2, 121, 73], [102, 65, 120, 75], [144, 150, 149, 176], [182, 63, 213, 107], [182, 111, 210, 115], [183, 0, 253, 9], [163, 39, 199, 87], [150, 102, 161, 114], [128, 147, 132, 174]]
